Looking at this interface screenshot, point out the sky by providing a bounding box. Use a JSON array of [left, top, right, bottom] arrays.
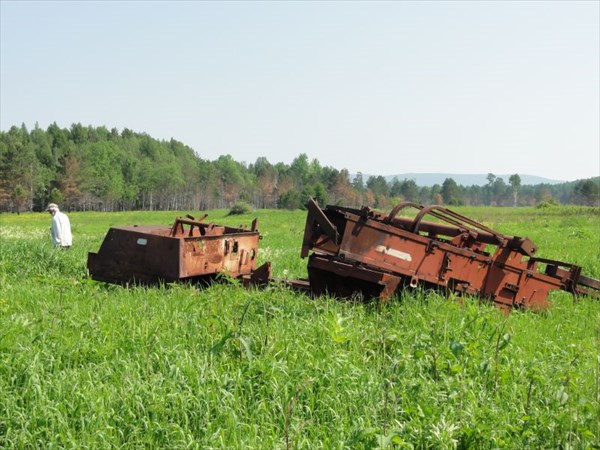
[[1, 1, 598, 182]]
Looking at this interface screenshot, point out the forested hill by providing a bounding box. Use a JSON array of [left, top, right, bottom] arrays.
[[1, 123, 598, 212]]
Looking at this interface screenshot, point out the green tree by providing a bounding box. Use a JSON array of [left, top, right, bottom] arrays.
[[509, 174, 521, 206], [441, 178, 463, 205], [70, 123, 89, 144], [352, 172, 365, 192], [313, 182, 328, 206], [389, 177, 403, 199], [215, 155, 245, 208], [366, 175, 389, 207], [253, 157, 278, 208], [290, 153, 310, 186], [574, 179, 600, 206], [400, 179, 419, 203], [467, 185, 484, 206], [11, 184, 28, 213], [492, 177, 508, 206], [278, 189, 301, 210], [0, 128, 40, 211], [80, 141, 125, 210]]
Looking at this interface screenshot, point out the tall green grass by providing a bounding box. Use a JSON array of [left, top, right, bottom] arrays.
[[1, 207, 599, 448]]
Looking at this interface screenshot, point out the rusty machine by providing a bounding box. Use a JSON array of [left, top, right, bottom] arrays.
[[87, 215, 266, 286], [88, 201, 599, 311], [300, 199, 599, 310]]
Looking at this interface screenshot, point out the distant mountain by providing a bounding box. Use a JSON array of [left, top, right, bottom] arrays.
[[361, 173, 565, 187]]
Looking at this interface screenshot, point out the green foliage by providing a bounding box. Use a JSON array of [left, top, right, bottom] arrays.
[[278, 190, 302, 210], [574, 178, 600, 206], [442, 177, 464, 206], [536, 198, 561, 208], [0, 124, 598, 214], [228, 201, 253, 216], [47, 187, 64, 205]]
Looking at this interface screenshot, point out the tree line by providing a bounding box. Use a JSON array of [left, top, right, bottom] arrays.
[[1, 123, 598, 213]]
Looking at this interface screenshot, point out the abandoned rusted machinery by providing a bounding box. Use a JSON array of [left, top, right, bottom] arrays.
[[301, 199, 600, 310], [87, 214, 266, 285], [88, 201, 599, 312]]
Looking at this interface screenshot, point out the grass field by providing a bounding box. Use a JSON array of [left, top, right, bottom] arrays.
[[1, 206, 599, 449]]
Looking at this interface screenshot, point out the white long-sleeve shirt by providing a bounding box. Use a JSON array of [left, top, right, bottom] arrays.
[[51, 211, 72, 247]]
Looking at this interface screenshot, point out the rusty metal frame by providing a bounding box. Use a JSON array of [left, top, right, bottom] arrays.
[[88, 214, 267, 286], [300, 198, 599, 310]]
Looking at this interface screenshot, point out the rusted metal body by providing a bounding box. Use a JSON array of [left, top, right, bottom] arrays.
[[301, 199, 600, 310], [88, 215, 264, 285], [87, 202, 599, 311]]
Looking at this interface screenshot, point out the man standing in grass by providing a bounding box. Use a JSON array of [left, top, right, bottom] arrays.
[[46, 203, 72, 248]]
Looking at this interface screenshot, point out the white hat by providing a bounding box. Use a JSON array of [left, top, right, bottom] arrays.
[[46, 203, 59, 211]]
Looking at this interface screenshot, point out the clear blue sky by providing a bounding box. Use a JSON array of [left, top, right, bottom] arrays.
[[1, 1, 598, 181]]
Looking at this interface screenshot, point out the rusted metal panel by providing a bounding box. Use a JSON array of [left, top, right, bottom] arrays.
[[88, 215, 262, 285], [301, 199, 599, 311], [308, 255, 402, 299]]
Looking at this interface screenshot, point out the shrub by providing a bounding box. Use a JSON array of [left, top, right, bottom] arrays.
[[228, 201, 253, 215], [536, 198, 560, 208]]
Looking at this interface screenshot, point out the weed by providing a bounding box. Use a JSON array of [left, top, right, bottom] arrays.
[[0, 207, 598, 447]]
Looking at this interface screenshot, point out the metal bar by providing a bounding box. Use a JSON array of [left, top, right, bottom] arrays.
[[305, 198, 340, 245]]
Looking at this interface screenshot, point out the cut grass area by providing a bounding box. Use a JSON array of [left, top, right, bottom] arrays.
[[1, 206, 599, 448]]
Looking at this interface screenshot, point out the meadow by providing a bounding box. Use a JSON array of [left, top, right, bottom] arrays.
[[0, 206, 599, 449]]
